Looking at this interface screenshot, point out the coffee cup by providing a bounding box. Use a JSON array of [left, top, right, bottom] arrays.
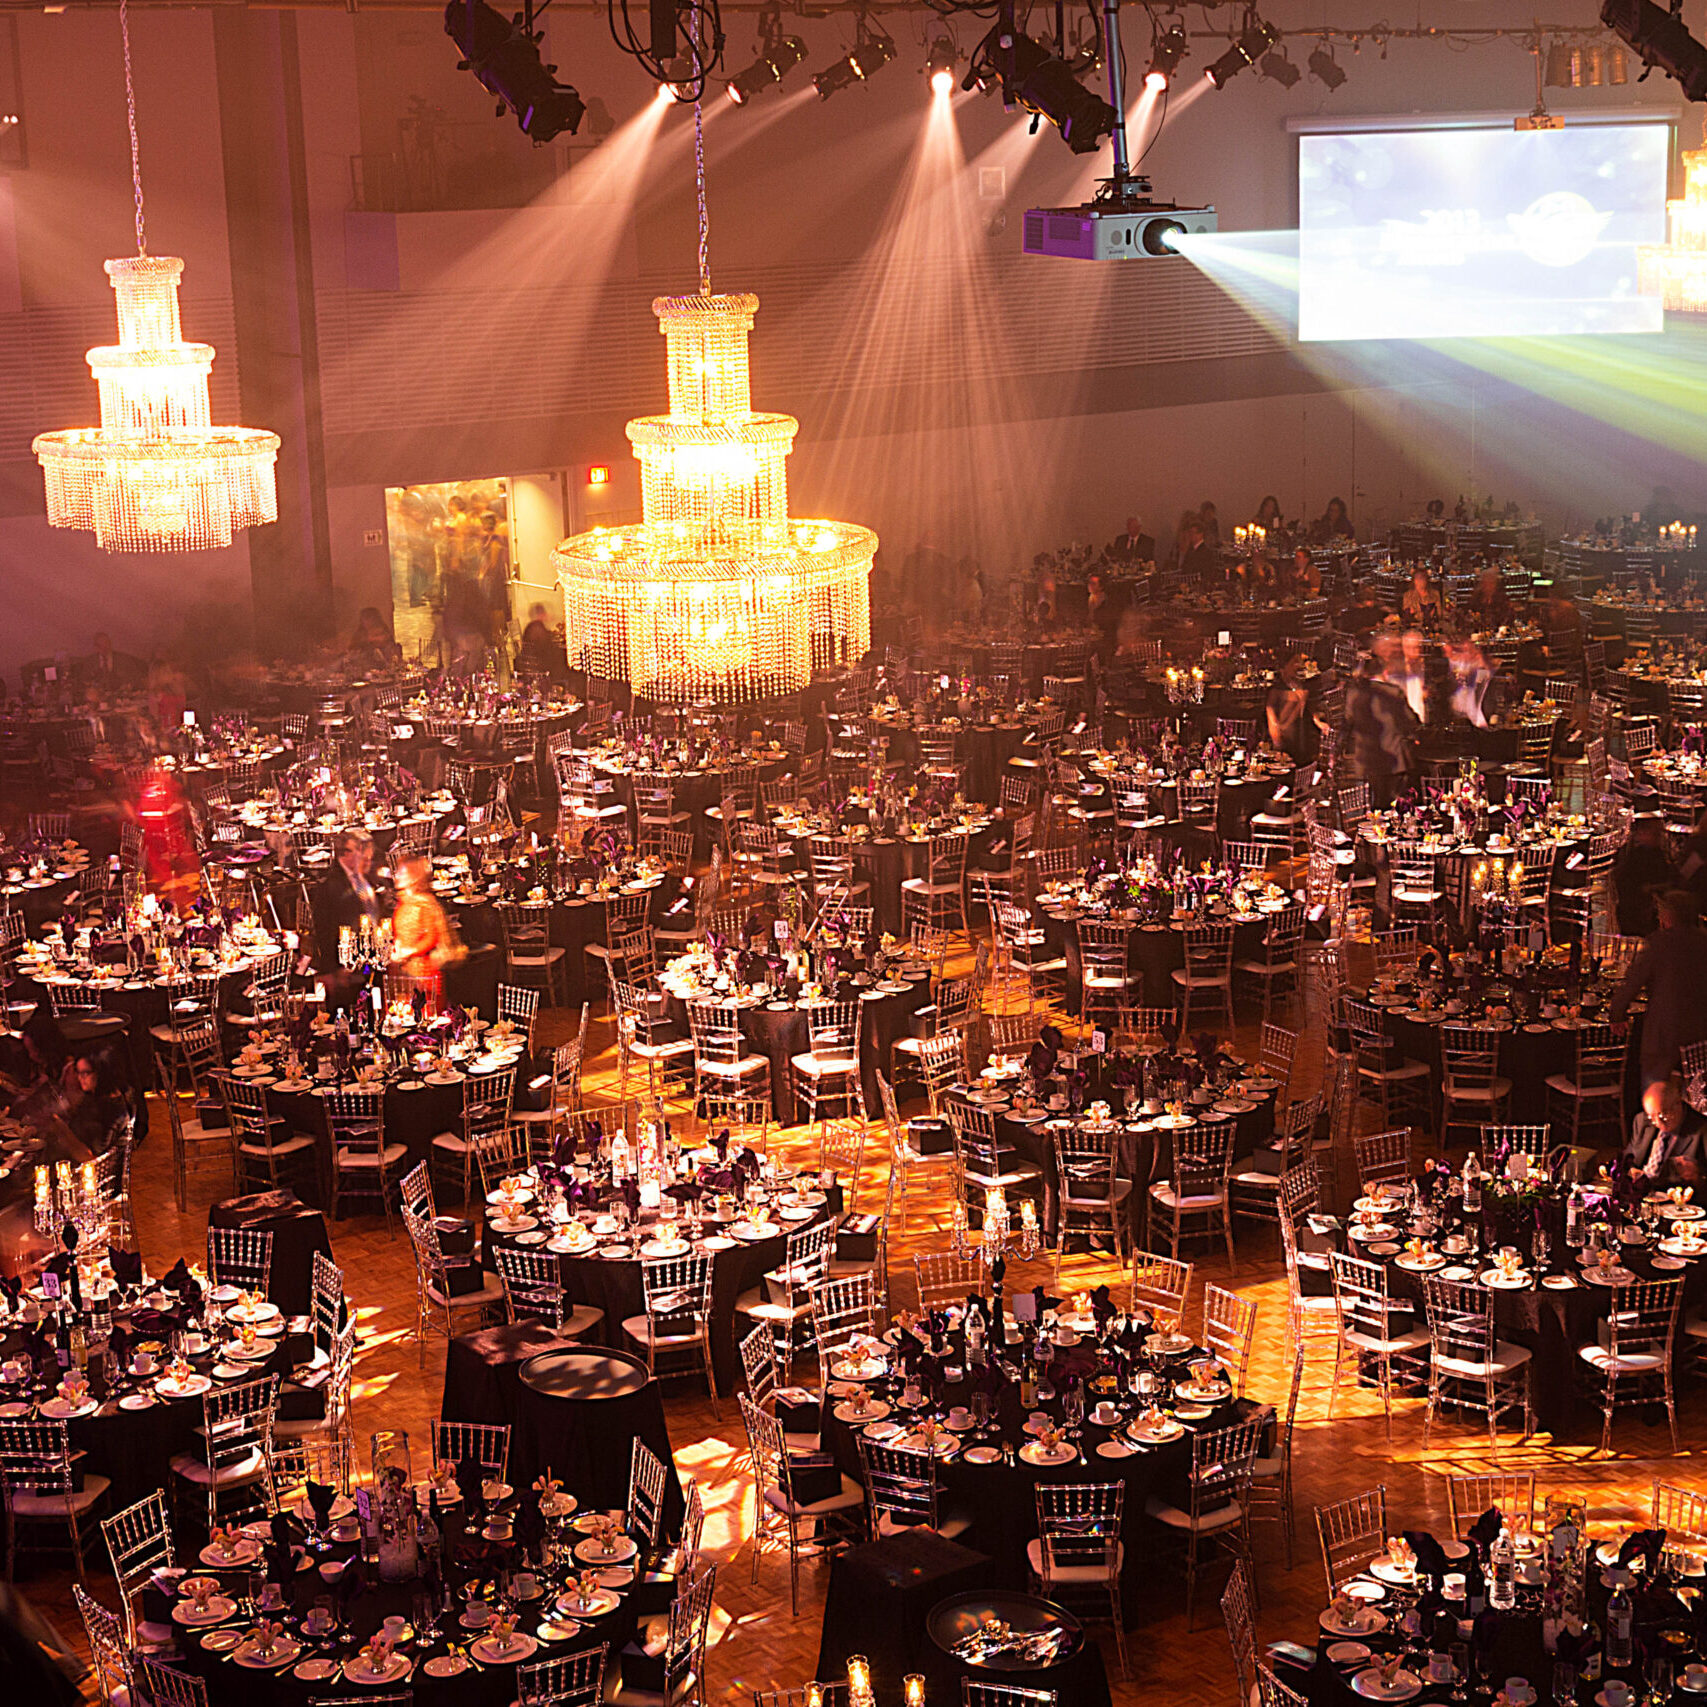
[[1683, 1664, 1707, 1687], [1604, 1681, 1630, 1707], [947, 1407, 971, 1427], [1092, 1402, 1120, 1426], [513, 1573, 538, 1598], [463, 1598, 490, 1627], [1, 1360, 22, 1382], [131, 1353, 155, 1376], [1504, 1680, 1534, 1706], [383, 1616, 406, 1642]]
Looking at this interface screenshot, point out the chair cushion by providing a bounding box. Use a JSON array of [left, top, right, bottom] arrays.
[[696, 1056, 769, 1078], [764, 1475, 865, 1518], [337, 1142, 408, 1168], [1170, 969, 1230, 987], [431, 1132, 470, 1152], [1577, 1344, 1664, 1373], [1063, 1179, 1133, 1208], [170, 1449, 265, 1487], [1145, 1495, 1244, 1531], [1345, 1325, 1431, 1354], [1546, 1076, 1621, 1099], [9, 1472, 110, 1516], [1443, 1078, 1512, 1101], [620, 1314, 703, 1349], [237, 1134, 315, 1159], [1434, 1342, 1531, 1377], [790, 1052, 857, 1076], [1150, 1183, 1226, 1210], [1026, 1536, 1123, 1582], [425, 1276, 504, 1309]]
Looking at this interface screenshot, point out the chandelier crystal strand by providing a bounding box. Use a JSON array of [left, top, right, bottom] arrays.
[[553, 291, 873, 705], [31, 1, 279, 551]]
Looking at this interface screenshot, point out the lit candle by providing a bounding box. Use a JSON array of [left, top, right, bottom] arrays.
[[34, 1166, 47, 1206], [54, 1161, 71, 1193], [905, 1676, 927, 1707], [847, 1656, 873, 1707], [1020, 1199, 1038, 1228], [806, 1689, 823, 1707], [80, 1162, 96, 1200]]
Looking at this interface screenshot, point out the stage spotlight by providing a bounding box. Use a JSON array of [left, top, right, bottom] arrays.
[[444, 0, 584, 141], [1601, 0, 1707, 100], [1206, 19, 1280, 88], [727, 32, 808, 103], [926, 37, 958, 95], [1307, 44, 1347, 88], [1145, 25, 1188, 90], [968, 24, 1117, 153], [813, 26, 896, 98], [1260, 48, 1301, 86]]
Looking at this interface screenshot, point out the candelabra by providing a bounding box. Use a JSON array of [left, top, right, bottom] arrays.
[[950, 1186, 1041, 1264], [1164, 666, 1205, 707], [34, 1161, 108, 1247]]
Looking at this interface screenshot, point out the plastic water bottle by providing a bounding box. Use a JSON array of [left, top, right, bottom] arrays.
[[1490, 1526, 1517, 1611]]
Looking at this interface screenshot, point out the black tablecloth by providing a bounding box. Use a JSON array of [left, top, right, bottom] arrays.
[[815, 1530, 995, 1700], [480, 1187, 844, 1394], [442, 1327, 681, 1528], [208, 1191, 332, 1317], [1039, 908, 1269, 1012], [920, 1590, 1113, 1707]]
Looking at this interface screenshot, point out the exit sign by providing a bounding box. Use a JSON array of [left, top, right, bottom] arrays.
[[362, 529, 384, 548]]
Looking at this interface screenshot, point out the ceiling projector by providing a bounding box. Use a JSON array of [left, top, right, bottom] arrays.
[[1023, 195, 1217, 261]]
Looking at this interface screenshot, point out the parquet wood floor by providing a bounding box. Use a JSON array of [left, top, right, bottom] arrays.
[[32, 995, 1703, 1705]]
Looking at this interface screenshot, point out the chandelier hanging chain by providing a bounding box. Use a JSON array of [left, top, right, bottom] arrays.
[[695, 97, 709, 297], [119, 0, 146, 257]]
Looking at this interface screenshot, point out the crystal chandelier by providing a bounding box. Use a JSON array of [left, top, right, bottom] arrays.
[[552, 97, 873, 704], [1639, 145, 1707, 316], [32, 0, 279, 553]]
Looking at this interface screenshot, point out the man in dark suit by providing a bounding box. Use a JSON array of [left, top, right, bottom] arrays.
[[78, 631, 144, 692], [314, 832, 382, 1008], [1621, 1076, 1703, 1186], [1107, 515, 1155, 564], [1609, 888, 1707, 1087]]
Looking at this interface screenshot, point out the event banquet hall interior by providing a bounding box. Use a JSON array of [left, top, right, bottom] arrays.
[[13, 0, 1707, 1699]]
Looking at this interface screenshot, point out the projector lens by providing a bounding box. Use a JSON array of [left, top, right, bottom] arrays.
[[1143, 219, 1185, 256]]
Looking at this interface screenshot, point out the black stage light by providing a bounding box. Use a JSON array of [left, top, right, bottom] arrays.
[[1307, 43, 1347, 88], [971, 24, 1117, 152], [1206, 18, 1279, 87], [926, 37, 959, 94], [1601, 0, 1707, 100], [728, 33, 808, 102], [1144, 25, 1189, 89], [444, 0, 584, 140], [813, 28, 896, 98], [1260, 48, 1301, 86]]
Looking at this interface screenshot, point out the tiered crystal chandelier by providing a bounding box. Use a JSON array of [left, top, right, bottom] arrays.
[[552, 103, 873, 704], [32, 0, 279, 553], [1638, 145, 1707, 316]]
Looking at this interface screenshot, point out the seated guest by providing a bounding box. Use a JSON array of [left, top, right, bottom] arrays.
[[1425, 497, 1447, 522], [1108, 515, 1155, 563], [1312, 495, 1352, 543], [347, 606, 399, 665], [1401, 566, 1448, 628], [1290, 547, 1321, 597], [58, 1052, 130, 1153], [78, 630, 144, 692], [1178, 519, 1217, 585], [1255, 494, 1283, 530], [1198, 500, 1222, 546], [1609, 889, 1707, 1088], [517, 603, 561, 676], [1465, 567, 1516, 627], [1613, 813, 1676, 938], [1542, 587, 1583, 657], [1622, 1076, 1703, 1185]]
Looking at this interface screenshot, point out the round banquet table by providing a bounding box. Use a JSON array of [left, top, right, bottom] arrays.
[[442, 874, 673, 1010], [2, 865, 87, 931], [948, 1086, 1275, 1240], [170, 1521, 640, 1707], [1036, 905, 1270, 1013], [817, 1322, 1263, 1627], [1356, 830, 1589, 931], [1296, 1207, 1707, 1433], [10, 959, 264, 1091], [0, 1306, 317, 1512], [861, 717, 1043, 808], [237, 800, 461, 869], [479, 1185, 844, 1397], [921, 1590, 1112, 1707], [585, 750, 792, 859], [659, 977, 933, 1124], [774, 820, 1003, 938], [1071, 757, 1298, 846]]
